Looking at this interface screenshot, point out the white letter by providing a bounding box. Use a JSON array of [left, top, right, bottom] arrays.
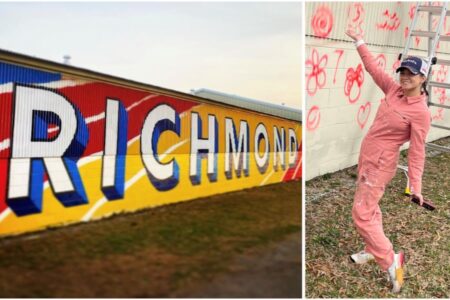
[[225, 118, 249, 179], [254, 123, 269, 174], [190, 112, 218, 185], [141, 104, 180, 191], [288, 128, 298, 167], [273, 126, 286, 171], [7, 85, 88, 216], [102, 99, 128, 199]]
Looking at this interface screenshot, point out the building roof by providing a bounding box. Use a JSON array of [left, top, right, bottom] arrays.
[[0, 48, 301, 123], [192, 88, 301, 122]]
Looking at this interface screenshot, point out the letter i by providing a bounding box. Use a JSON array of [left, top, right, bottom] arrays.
[[102, 99, 128, 199]]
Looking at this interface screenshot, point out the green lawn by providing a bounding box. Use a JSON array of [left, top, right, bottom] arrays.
[[0, 180, 301, 297]]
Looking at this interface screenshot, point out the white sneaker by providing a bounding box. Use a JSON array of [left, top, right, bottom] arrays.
[[350, 250, 375, 264], [388, 252, 405, 293]]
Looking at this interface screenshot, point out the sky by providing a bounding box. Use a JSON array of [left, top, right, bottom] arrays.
[[0, 2, 302, 109]]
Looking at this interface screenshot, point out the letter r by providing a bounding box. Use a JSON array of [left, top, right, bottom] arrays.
[[7, 84, 88, 216]]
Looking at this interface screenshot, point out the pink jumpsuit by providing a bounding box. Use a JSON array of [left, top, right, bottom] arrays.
[[352, 44, 432, 271]]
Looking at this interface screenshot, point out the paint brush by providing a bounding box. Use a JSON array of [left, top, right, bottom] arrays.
[[411, 196, 436, 211]]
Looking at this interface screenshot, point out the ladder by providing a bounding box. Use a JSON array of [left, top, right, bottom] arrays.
[[398, 2, 450, 195]]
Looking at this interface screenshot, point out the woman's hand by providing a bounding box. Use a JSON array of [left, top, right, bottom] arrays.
[[345, 28, 363, 42], [413, 193, 424, 206]]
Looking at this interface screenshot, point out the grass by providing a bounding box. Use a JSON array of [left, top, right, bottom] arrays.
[[0, 180, 301, 297], [306, 136, 450, 298]]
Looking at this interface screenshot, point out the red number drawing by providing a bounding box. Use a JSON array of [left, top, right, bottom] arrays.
[[376, 9, 401, 31], [416, 36, 421, 47], [357, 102, 371, 129], [408, 3, 417, 19], [307, 106, 321, 132], [333, 49, 344, 84], [435, 65, 448, 83], [344, 64, 364, 103], [404, 27, 422, 47], [306, 49, 328, 96], [375, 54, 386, 70], [432, 14, 447, 31], [432, 108, 444, 121], [433, 65, 448, 97], [311, 5, 334, 38], [346, 3, 365, 35], [406, 4, 422, 46]]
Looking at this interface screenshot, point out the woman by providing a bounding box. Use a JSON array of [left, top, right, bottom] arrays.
[[345, 29, 431, 293]]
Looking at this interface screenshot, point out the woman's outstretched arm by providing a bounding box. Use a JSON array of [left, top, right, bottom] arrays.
[[408, 109, 432, 205], [346, 29, 397, 94]]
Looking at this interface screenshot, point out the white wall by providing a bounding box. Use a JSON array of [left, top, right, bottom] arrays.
[[306, 2, 450, 180]]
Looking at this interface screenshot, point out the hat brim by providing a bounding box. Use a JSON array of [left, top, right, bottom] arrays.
[[396, 66, 420, 75]]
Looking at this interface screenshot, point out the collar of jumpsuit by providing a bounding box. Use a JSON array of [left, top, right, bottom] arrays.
[[397, 88, 427, 105]]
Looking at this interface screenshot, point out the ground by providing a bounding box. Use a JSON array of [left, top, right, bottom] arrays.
[[306, 136, 450, 298], [0, 180, 301, 298]]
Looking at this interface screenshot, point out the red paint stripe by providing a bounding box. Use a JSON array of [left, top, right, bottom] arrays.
[[55, 83, 198, 156], [0, 159, 8, 213], [282, 143, 302, 182], [0, 92, 13, 157], [0, 82, 199, 158]]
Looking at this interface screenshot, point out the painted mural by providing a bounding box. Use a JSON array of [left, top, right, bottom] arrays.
[[0, 61, 302, 237]]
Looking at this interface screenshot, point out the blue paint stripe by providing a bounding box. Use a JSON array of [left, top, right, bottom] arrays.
[[0, 62, 61, 85]]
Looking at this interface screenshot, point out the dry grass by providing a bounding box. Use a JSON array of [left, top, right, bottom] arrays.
[[306, 137, 450, 298], [0, 181, 301, 297]]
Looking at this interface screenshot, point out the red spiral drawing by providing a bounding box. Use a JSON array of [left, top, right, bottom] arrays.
[[307, 106, 321, 132], [311, 5, 334, 38]]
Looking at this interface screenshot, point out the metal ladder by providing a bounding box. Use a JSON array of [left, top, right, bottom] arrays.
[[398, 2, 450, 195]]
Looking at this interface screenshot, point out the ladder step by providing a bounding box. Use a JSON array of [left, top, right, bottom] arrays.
[[428, 81, 450, 89], [411, 31, 450, 41], [411, 30, 435, 38], [426, 142, 450, 152], [435, 58, 450, 66], [417, 5, 450, 16], [429, 102, 450, 109], [431, 124, 450, 130]]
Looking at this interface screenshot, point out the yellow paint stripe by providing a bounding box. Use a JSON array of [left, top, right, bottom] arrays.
[[81, 139, 189, 221], [260, 170, 274, 186]]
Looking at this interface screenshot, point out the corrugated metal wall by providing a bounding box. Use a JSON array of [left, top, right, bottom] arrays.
[[306, 2, 450, 53]]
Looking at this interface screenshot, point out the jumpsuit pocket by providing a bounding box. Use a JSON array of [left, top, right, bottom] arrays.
[[359, 143, 383, 175], [377, 150, 399, 172]]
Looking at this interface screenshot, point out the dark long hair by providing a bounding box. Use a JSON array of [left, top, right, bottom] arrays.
[[421, 79, 429, 97]]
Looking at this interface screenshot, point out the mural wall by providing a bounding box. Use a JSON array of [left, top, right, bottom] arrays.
[[0, 59, 301, 237], [306, 2, 450, 180]]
